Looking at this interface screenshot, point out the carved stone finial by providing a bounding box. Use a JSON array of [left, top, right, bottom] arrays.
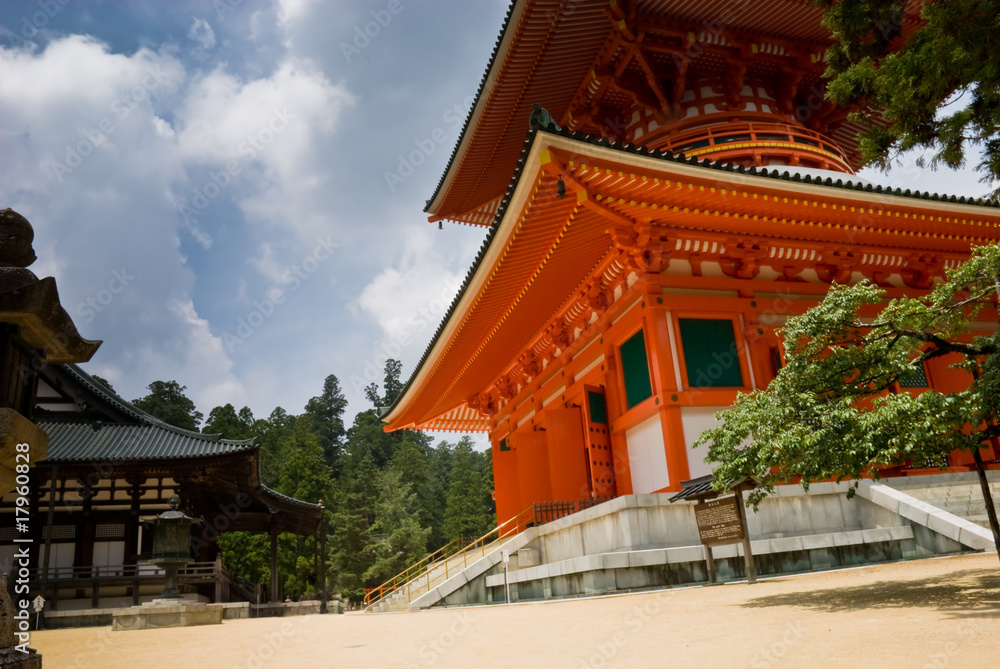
[[0, 209, 36, 269], [169, 494, 181, 510], [528, 103, 561, 131]]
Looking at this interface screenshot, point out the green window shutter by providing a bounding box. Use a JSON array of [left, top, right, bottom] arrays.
[[620, 329, 653, 409], [499, 437, 511, 451], [678, 318, 744, 388], [587, 390, 608, 424]]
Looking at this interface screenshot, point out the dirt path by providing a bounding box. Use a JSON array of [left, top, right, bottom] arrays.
[[32, 553, 1000, 669]]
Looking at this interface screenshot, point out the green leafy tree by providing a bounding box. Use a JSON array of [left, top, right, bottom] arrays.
[[304, 374, 349, 470], [695, 244, 1000, 558], [90, 374, 117, 395], [329, 432, 380, 601], [816, 0, 1000, 197], [364, 358, 404, 409], [132, 380, 203, 431], [442, 437, 493, 542], [203, 403, 255, 439], [363, 468, 431, 585]]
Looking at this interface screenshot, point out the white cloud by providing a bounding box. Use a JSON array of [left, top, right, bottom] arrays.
[[188, 17, 216, 50], [358, 227, 466, 348]]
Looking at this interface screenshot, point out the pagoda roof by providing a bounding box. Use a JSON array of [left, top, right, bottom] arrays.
[[385, 126, 1000, 434], [426, 0, 919, 226]]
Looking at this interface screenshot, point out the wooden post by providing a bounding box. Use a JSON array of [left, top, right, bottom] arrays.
[[704, 543, 716, 583], [733, 486, 757, 584], [40, 466, 57, 610], [214, 556, 223, 603], [269, 523, 279, 603], [317, 500, 327, 614]]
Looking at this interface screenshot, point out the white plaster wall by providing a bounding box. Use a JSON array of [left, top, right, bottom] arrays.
[[680, 406, 725, 479], [626, 415, 669, 494]]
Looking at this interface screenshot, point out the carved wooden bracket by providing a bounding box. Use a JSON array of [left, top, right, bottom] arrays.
[[816, 247, 859, 284], [720, 239, 770, 279], [901, 253, 945, 289]]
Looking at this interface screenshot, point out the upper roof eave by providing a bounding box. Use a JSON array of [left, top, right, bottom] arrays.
[[389, 126, 1000, 432]]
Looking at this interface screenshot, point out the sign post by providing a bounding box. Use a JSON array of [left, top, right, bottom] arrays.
[[694, 496, 746, 583], [733, 485, 757, 583], [679, 476, 759, 585], [32, 595, 45, 630]]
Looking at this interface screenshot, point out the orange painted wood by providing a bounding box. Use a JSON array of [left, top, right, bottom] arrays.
[[492, 438, 521, 526], [545, 407, 592, 500], [515, 429, 552, 510]]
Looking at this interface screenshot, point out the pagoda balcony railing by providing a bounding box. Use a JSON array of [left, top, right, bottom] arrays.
[[647, 120, 851, 172]]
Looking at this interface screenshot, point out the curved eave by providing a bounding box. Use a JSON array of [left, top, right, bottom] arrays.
[[425, 0, 893, 225], [388, 129, 1000, 434]]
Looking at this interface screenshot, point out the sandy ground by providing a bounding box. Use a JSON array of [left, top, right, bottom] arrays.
[[29, 553, 1000, 669]]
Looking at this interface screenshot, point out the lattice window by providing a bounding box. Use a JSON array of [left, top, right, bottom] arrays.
[[42, 525, 76, 540], [898, 363, 929, 389], [95, 523, 125, 539]]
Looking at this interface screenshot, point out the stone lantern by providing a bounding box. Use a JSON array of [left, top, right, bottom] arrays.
[[113, 495, 223, 631], [145, 495, 200, 599]]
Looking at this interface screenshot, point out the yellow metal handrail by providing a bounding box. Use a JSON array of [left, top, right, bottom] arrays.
[[364, 505, 535, 608]]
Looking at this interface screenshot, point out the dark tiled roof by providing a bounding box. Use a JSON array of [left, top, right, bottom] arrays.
[[386, 125, 999, 424], [37, 363, 256, 462], [36, 418, 256, 463], [668, 475, 718, 503]]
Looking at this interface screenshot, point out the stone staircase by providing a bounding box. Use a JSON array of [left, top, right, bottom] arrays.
[[367, 537, 507, 612], [883, 471, 1000, 529]]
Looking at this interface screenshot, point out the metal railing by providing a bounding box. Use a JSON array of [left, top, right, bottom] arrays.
[[364, 505, 536, 609], [363, 496, 617, 610]]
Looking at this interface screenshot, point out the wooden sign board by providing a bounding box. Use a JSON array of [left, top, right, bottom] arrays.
[[694, 496, 745, 545]]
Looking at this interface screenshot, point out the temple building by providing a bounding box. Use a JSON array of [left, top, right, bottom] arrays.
[[0, 362, 322, 613], [382, 0, 1000, 528]]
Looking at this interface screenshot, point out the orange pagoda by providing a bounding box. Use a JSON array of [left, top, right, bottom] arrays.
[[383, 0, 1000, 526]]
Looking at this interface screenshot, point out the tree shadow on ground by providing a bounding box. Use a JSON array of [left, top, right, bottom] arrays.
[[741, 569, 1000, 619]]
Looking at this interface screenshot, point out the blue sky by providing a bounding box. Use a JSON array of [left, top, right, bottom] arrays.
[[0, 0, 990, 431]]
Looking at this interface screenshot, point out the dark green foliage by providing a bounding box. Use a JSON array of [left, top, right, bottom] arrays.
[[90, 374, 117, 395], [443, 437, 495, 542], [132, 380, 203, 431], [303, 374, 348, 470], [203, 403, 255, 439], [363, 468, 431, 584], [695, 245, 1000, 516], [815, 0, 1000, 197], [189, 359, 497, 604]]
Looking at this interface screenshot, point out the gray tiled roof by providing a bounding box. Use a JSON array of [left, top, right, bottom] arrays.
[[36, 418, 256, 463]]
